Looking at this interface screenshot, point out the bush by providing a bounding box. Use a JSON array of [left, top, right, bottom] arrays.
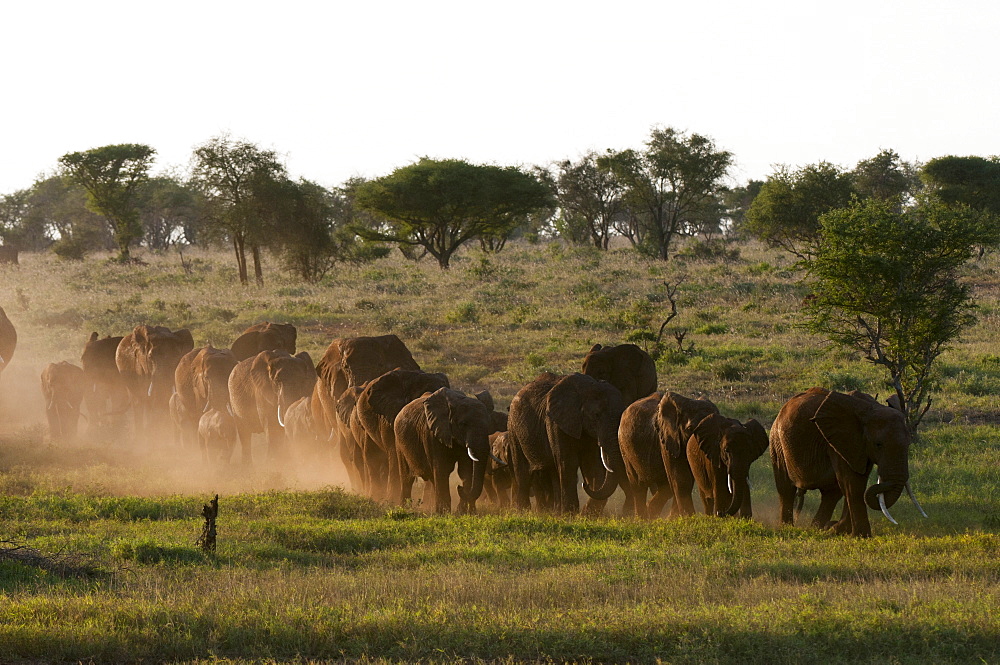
[[51, 236, 88, 261]]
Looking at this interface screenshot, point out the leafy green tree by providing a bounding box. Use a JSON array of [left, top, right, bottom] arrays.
[[190, 135, 287, 285], [599, 127, 733, 260], [16, 175, 111, 254], [744, 162, 854, 258], [720, 179, 764, 238], [851, 149, 920, 204], [921, 155, 1000, 211], [352, 158, 554, 269], [0, 189, 31, 249], [553, 151, 625, 249], [136, 175, 204, 249], [804, 196, 999, 431], [59, 144, 155, 262]]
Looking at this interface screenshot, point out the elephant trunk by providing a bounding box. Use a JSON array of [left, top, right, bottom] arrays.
[[583, 442, 621, 500], [461, 436, 489, 511], [864, 471, 907, 514], [723, 474, 749, 517]]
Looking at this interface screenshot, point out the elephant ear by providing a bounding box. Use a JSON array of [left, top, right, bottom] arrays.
[[474, 390, 494, 412], [133, 326, 151, 353], [368, 372, 409, 420], [335, 387, 360, 423], [692, 414, 723, 466], [811, 391, 869, 474], [546, 380, 583, 439], [424, 388, 454, 447], [744, 418, 769, 460], [656, 393, 685, 459], [174, 328, 195, 354]]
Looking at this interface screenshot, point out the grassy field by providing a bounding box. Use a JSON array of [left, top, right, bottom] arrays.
[[1, 240, 998, 663]]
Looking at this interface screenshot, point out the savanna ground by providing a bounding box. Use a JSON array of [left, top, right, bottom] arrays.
[[0, 240, 998, 664]]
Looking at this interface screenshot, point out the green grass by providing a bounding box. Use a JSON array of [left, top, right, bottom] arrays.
[[1, 241, 1000, 662]]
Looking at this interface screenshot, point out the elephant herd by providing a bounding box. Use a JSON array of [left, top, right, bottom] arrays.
[[4, 306, 928, 537]]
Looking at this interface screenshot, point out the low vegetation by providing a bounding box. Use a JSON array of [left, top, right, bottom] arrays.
[[1, 240, 999, 662]]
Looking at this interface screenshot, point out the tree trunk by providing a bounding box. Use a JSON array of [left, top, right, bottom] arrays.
[[234, 236, 248, 286], [252, 243, 264, 286]]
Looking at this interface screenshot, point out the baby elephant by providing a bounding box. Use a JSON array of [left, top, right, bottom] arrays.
[[198, 407, 238, 463], [41, 361, 86, 442]]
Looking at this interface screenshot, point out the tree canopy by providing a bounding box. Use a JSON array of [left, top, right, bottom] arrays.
[[58, 143, 156, 261], [804, 196, 998, 430], [190, 135, 288, 285], [352, 158, 554, 269], [599, 127, 733, 260]]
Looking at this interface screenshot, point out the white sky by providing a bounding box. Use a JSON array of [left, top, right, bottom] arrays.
[[2, 0, 998, 194]]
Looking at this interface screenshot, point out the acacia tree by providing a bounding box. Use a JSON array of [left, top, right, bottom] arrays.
[[352, 158, 554, 269], [804, 196, 999, 431], [553, 151, 625, 249], [190, 135, 287, 285], [59, 143, 155, 261], [743, 162, 855, 258], [599, 127, 733, 260]]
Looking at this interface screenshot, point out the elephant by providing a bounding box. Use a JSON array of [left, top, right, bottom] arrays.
[[0, 305, 15, 381], [621, 391, 721, 517], [40, 361, 85, 442], [115, 325, 195, 442], [173, 345, 238, 457], [312, 335, 420, 483], [334, 385, 366, 491], [198, 407, 238, 463], [229, 350, 317, 464], [619, 393, 674, 518], [81, 333, 128, 432], [582, 343, 657, 406], [350, 368, 450, 502], [230, 322, 297, 362], [686, 414, 769, 518], [483, 431, 514, 508], [395, 387, 499, 513], [507, 372, 629, 514], [283, 395, 327, 462], [770, 387, 926, 537]]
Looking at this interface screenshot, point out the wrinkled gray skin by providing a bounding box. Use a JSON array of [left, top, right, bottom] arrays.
[[198, 407, 238, 463], [653, 392, 721, 516], [686, 413, 769, 518], [230, 322, 297, 362], [115, 325, 195, 443], [507, 373, 629, 514], [173, 345, 238, 457], [81, 333, 128, 433], [619, 393, 674, 518], [483, 431, 514, 508], [0, 305, 16, 383], [229, 350, 317, 464], [40, 361, 85, 442], [395, 388, 498, 514], [582, 343, 657, 406], [352, 369, 450, 503], [770, 387, 914, 537], [283, 395, 327, 462], [312, 335, 420, 489]]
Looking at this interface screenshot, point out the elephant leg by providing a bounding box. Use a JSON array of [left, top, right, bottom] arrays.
[[648, 483, 673, 518], [237, 425, 253, 466], [772, 460, 798, 525], [700, 491, 714, 516], [667, 460, 696, 516], [432, 460, 453, 514], [836, 471, 871, 537], [812, 486, 843, 529], [551, 443, 580, 514], [511, 450, 533, 511], [397, 456, 415, 506]]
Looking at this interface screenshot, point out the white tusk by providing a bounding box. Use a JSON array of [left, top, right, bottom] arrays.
[[327, 429, 336, 441], [226, 403, 234, 418], [600, 446, 613, 473], [468, 447, 481, 463], [277, 404, 285, 428], [727, 474, 733, 495], [878, 493, 898, 525], [147, 382, 154, 397], [203, 398, 211, 413], [905, 482, 928, 518], [490, 452, 506, 466]]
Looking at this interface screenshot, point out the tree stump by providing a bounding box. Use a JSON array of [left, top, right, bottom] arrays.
[[196, 494, 219, 553]]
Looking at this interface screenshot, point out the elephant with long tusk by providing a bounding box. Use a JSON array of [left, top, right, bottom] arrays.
[[770, 387, 927, 537]]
